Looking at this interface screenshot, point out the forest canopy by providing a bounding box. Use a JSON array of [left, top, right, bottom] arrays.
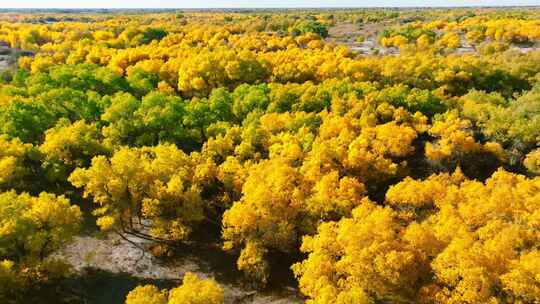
[[0, 6, 539, 304]]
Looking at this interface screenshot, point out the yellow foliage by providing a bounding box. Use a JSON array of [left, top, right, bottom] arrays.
[[438, 32, 461, 49], [125, 285, 167, 304], [293, 199, 425, 304], [296, 169, 540, 303], [0, 9, 539, 302], [0, 190, 81, 261], [426, 112, 506, 172], [524, 148, 540, 175], [69, 144, 205, 241], [125, 274, 224, 304], [168, 272, 223, 304], [40, 120, 108, 167], [0, 135, 32, 187]]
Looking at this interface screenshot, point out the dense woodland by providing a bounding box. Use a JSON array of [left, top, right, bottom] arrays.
[[0, 7, 540, 304]]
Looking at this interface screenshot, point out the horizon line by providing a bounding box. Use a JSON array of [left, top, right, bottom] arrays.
[[2, 5, 540, 9]]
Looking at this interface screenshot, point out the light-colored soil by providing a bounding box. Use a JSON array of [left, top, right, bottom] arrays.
[[326, 22, 395, 55], [0, 44, 35, 71], [52, 233, 303, 304], [327, 21, 539, 56], [0, 46, 13, 70], [0, 58, 9, 70]]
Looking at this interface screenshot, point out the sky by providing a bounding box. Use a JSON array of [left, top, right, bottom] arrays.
[[2, 0, 539, 8]]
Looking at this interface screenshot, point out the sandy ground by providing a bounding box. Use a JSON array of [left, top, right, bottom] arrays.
[[52, 233, 302, 304], [326, 21, 539, 56], [0, 56, 10, 70], [326, 22, 388, 55]]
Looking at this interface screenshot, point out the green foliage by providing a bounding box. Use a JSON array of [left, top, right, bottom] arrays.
[[127, 68, 160, 97], [0, 99, 56, 143], [0, 8, 540, 303], [371, 84, 447, 118], [140, 28, 168, 44], [462, 85, 540, 145], [102, 92, 193, 147], [295, 21, 329, 38], [380, 26, 436, 42]]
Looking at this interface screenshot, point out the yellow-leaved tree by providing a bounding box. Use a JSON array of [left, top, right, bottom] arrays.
[[0, 190, 82, 301], [222, 158, 306, 283], [125, 285, 167, 304], [292, 199, 427, 304], [0, 135, 35, 190], [294, 168, 540, 304], [69, 144, 205, 242], [168, 272, 224, 304], [125, 272, 223, 304], [222, 110, 425, 283], [0, 191, 81, 261], [39, 119, 109, 181], [425, 111, 506, 178]]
